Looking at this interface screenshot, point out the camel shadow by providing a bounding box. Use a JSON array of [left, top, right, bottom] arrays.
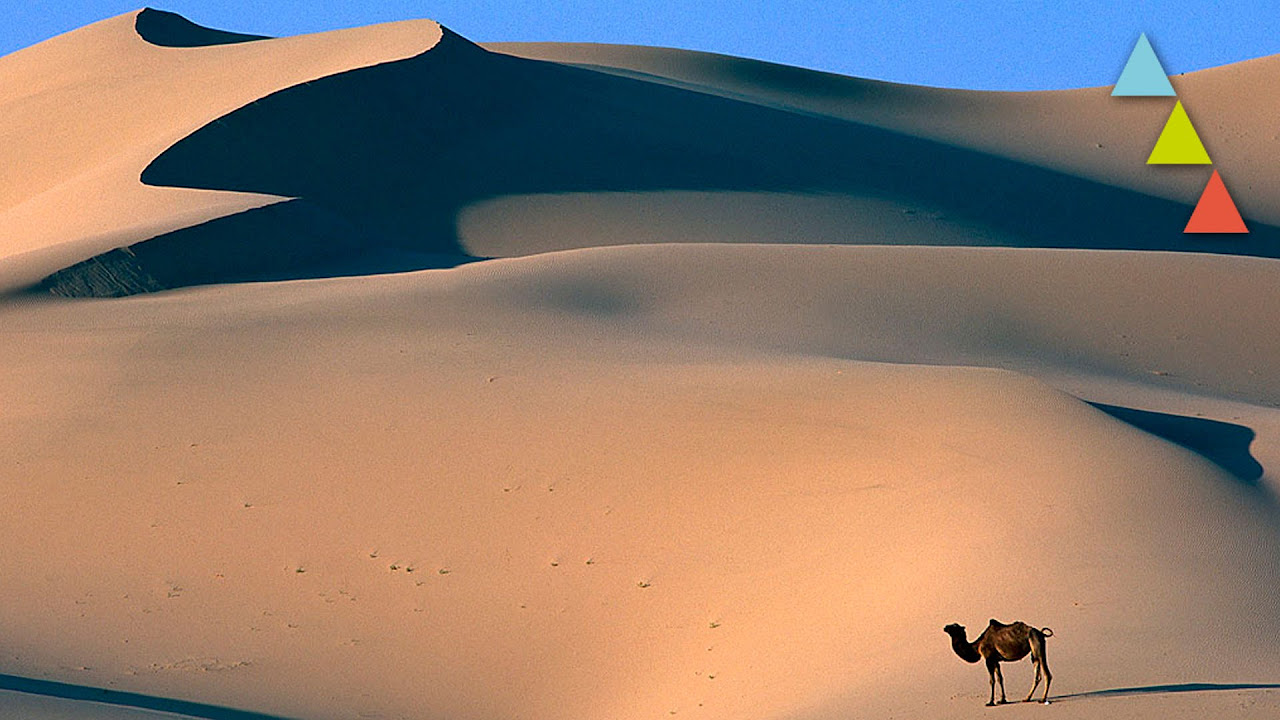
[[1055, 682, 1280, 701], [0, 672, 294, 720], [1087, 402, 1266, 488]]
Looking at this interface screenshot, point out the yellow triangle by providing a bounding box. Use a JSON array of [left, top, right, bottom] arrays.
[[1147, 101, 1212, 164]]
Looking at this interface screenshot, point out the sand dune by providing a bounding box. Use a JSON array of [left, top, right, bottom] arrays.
[[488, 42, 1280, 224], [3, 245, 1279, 720], [6, 11, 1280, 295], [2, 9, 1279, 720], [0, 9, 440, 291]]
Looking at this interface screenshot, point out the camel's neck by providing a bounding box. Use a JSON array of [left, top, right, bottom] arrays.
[[949, 633, 982, 663]]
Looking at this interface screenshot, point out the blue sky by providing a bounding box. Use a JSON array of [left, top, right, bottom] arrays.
[[4, 1, 1278, 90]]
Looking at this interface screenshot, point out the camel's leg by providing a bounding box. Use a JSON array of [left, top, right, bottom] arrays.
[[1025, 632, 1043, 703], [986, 657, 998, 706], [1024, 659, 1042, 702], [1027, 631, 1053, 704], [992, 660, 1008, 704], [1042, 660, 1053, 704]]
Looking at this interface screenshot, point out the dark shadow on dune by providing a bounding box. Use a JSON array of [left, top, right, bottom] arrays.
[[43, 24, 1280, 295], [1088, 402, 1265, 487], [39, 199, 477, 296], [0, 672, 294, 719], [1056, 682, 1280, 701], [135, 8, 269, 47]]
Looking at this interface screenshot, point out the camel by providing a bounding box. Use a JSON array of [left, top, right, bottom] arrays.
[[944, 619, 1054, 706]]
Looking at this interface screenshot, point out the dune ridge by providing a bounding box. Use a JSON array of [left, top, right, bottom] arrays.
[[6, 12, 1280, 295], [2, 9, 1280, 720], [488, 41, 1280, 224], [0, 9, 442, 292], [134, 7, 270, 47]]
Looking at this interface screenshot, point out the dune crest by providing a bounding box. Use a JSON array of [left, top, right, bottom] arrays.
[[134, 7, 270, 47], [22, 25, 1280, 296], [0, 9, 443, 292], [490, 42, 1280, 225], [3, 11, 1280, 720]]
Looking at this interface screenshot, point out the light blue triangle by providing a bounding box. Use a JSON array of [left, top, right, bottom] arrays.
[[1112, 33, 1176, 96]]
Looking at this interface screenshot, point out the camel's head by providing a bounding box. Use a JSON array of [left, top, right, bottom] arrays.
[[943, 623, 965, 637]]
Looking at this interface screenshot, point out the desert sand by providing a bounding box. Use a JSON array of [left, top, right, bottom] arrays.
[[1, 9, 1278, 720]]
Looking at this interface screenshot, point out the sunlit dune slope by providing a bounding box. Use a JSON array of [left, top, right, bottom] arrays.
[[2, 245, 1278, 720], [5, 12, 1280, 295], [0, 8, 440, 291], [2, 11, 1279, 720]]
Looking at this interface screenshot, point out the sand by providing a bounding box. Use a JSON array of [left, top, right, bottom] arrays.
[[0, 9, 440, 291], [1, 10, 1278, 720]]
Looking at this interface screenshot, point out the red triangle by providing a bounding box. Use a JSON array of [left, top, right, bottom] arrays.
[[1185, 170, 1248, 233]]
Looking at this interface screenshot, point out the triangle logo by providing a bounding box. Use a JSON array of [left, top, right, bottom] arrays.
[[1113, 33, 1176, 96], [1185, 170, 1248, 233], [1148, 101, 1211, 164]]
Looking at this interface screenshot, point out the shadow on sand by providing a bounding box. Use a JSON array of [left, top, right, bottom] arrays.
[[134, 8, 268, 48], [39, 22, 1280, 296], [1088, 402, 1265, 487], [0, 672, 293, 720], [1056, 682, 1280, 701]]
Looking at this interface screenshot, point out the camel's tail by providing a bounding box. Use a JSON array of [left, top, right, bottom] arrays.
[[1040, 627, 1054, 638]]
